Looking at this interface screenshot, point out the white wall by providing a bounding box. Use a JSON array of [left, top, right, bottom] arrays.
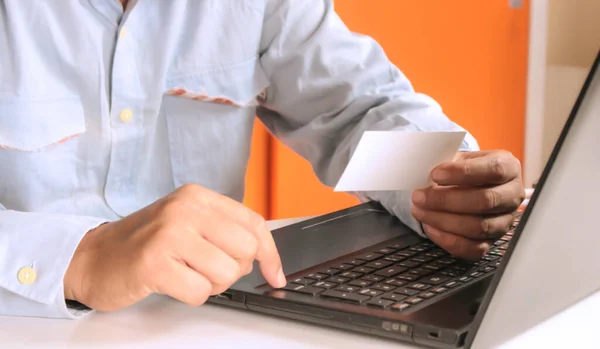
[[525, 0, 599, 186]]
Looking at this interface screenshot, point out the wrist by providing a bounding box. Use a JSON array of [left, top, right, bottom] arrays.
[[64, 223, 106, 303]]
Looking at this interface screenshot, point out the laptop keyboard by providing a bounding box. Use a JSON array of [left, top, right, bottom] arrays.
[[280, 215, 520, 313]]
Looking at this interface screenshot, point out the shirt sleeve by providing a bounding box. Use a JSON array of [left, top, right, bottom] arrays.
[[256, 0, 479, 237], [0, 206, 106, 318]]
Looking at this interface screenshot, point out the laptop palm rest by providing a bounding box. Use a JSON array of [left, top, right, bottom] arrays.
[[231, 204, 418, 292]]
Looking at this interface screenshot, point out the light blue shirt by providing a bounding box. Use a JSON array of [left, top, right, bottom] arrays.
[[0, 0, 478, 319]]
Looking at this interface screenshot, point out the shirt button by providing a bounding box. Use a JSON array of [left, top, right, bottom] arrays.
[[120, 109, 133, 123], [119, 26, 127, 38], [17, 267, 37, 285]]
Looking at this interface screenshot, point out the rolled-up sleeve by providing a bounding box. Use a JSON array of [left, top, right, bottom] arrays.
[[257, 0, 479, 236], [0, 207, 106, 318]]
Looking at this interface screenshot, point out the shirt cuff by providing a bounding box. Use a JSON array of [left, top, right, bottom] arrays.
[[0, 210, 107, 318]]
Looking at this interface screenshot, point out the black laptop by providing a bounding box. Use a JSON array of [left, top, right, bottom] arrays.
[[207, 50, 600, 349]]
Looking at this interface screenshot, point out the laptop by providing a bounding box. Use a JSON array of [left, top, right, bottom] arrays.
[[207, 50, 600, 349]]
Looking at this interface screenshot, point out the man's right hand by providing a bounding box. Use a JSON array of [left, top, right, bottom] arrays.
[[64, 184, 286, 312]]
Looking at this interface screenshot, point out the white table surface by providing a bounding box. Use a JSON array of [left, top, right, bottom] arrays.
[[1, 217, 599, 349]]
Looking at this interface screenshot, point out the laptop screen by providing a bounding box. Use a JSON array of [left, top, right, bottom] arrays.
[[466, 50, 600, 348]]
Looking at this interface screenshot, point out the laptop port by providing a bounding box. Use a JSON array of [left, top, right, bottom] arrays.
[[215, 291, 233, 300], [429, 331, 440, 339]]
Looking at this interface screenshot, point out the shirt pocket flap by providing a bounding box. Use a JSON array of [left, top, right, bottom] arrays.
[[0, 97, 86, 151], [165, 57, 270, 107]]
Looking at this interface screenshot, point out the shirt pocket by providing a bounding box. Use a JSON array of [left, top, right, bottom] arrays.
[[0, 97, 86, 152], [162, 57, 270, 198]]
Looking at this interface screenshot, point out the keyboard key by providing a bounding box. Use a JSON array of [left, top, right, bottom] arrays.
[[291, 278, 315, 285], [432, 286, 448, 294], [387, 243, 406, 250], [407, 283, 431, 291], [482, 255, 499, 261], [305, 273, 328, 280], [490, 249, 506, 256], [469, 272, 483, 278], [382, 292, 408, 302], [283, 284, 323, 296], [313, 281, 337, 289], [481, 266, 496, 273], [366, 298, 394, 308], [372, 283, 396, 292], [458, 276, 473, 283], [331, 263, 355, 271], [394, 287, 419, 296], [362, 275, 385, 283], [351, 266, 375, 274], [348, 279, 373, 288], [406, 297, 423, 305], [319, 268, 341, 276], [321, 290, 370, 304], [336, 284, 361, 293], [345, 259, 366, 266], [437, 257, 457, 265], [409, 246, 431, 252], [499, 245, 509, 250], [391, 302, 411, 312], [340, 271, 362, 279], [397, 273, 419, 281], [424, 250, 446, 258], [358, 288, 384, 297], [326, 276, 349, 284], [356, 253, 383, 261], [494, 261, 502, 267], [377, 248, 395, 255], [397, 260, 421, 268], [419, 291, 436, 299], [421, 275, 450, 285], [383, 277, 405, 285], [444, 281, 459, 288], [383, 255, 405, 263], [364, 260, 393, 269], [410, 256, 434, 263], [395, 250, 417, 258], [494, 240, 506, 246], [408, 268, 433, 277], [423, 262, 445, 271], [374, 266, 406, 278]]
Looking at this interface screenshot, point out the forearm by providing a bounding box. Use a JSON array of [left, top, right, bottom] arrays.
[[257, 0, 479, 234]]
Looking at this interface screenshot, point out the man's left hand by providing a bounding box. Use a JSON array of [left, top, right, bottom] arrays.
[[411, 150, 525, 260]]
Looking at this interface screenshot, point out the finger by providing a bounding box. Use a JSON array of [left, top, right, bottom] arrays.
[[196, 188, 285, 288], [412, 179, 525, 214], [182, 237, 241, 287], [432, 151, 521, 186], [411, 205, 514, 240], [201, 212, 259, 262], [210, 262, 254, 296], [155, 259, 212, 307], [175, 184, 285, 288], [422, 224, 491, 261]]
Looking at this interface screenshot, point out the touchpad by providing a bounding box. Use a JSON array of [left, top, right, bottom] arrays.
[[233, 206, 417, 290]]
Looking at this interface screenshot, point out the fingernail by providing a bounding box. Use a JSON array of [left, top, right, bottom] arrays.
[[411, 204, 424, 220], [432, 169, 449, 182], [479, 242, 491, 254], [276, 267, 287, 288], [412, 190, 426, 205], [422, 224, 439, 238]]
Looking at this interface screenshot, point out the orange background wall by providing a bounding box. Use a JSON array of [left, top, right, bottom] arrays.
[[244, 0, 530, 220]]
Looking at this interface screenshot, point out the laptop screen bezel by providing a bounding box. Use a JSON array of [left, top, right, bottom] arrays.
[[463, 49, 600, 348]]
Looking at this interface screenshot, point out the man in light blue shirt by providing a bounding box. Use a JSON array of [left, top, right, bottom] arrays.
[[0, 0, 525, 319]]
